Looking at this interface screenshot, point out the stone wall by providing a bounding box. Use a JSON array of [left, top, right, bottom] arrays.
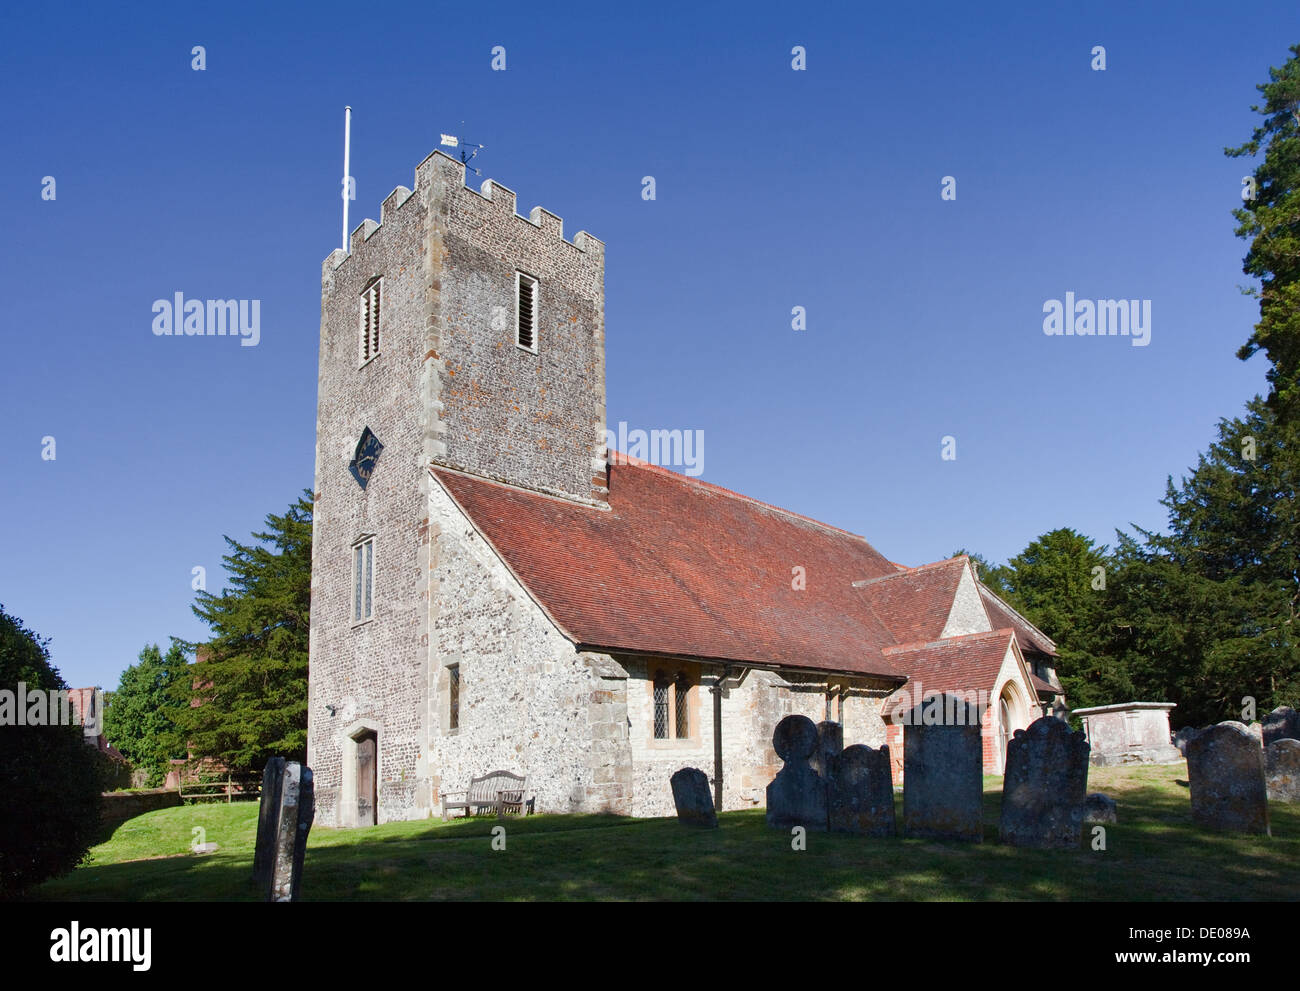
[[101, 788, 183, 825], [418, 152, 607, 506], [425, 473, 632, 816], [310, 176, 433, 827], [310, 151, 607, 826]]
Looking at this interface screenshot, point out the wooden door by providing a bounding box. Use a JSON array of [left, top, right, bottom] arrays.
[[357, 732, 377, 826]]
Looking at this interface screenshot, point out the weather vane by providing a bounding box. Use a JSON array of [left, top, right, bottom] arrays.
[[440, 123, 484, 178]]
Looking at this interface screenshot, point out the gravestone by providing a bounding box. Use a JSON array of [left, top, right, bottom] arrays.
[[1247, 722, 1264, 746], [1082, 792, 1117, 824], [828, 744, 895, 837], [267, 762, 315, 902], [811, 720, 844, 780], [902, 693, 984, 842], [766, 715, 828, 831], [253, 756, 286, 885], [999, 717, 1090, 848], [1172, 726, 1203, 757], [1262, 706, 1300, 747], [670, 767, 718, 827], [1265, 739, 1300, 803], [1185, 722, 1269, 835]]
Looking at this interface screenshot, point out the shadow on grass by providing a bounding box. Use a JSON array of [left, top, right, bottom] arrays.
[[30, 764, 1300, 902]]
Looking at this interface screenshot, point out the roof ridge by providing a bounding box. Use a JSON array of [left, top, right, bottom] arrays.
[[881, 627, 1016, 655], [978, 585, 1058, 651], [608, 449, 884, 547], [853, 555, 966, 587]]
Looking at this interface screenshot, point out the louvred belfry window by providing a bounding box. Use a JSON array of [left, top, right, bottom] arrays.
[[516, 271, 538, 350], [360, 279, 381, 363]]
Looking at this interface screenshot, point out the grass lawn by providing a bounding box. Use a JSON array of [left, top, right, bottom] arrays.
[[29, 762, 1300, 901]]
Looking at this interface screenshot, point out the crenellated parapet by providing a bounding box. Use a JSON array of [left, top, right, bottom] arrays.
[[324, 150, 603, 294]]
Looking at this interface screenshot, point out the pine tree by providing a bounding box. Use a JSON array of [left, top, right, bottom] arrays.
[[169, 493, 312, 771], [1226, 43, 1300, 423], [1109, 398, 1299, 724], [1000, 529, 1119, 710]]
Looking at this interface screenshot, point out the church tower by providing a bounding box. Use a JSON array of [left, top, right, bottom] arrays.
[[308, 150, 606, 825]]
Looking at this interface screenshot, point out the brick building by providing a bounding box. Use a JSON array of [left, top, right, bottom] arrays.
[[307, 149, 1064, 826]]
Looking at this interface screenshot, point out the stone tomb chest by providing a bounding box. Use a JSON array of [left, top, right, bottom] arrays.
[[1072, 702, 1181, 766]]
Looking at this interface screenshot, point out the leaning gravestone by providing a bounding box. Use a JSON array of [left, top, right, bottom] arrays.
[[670, 767, 718, 827], [1186, 722, 1269, 835], [999, 717, 1090, 849], [1265, 739, 1300, 803], [1082, 792, 1117, 824], [902, 693, 984, 842], [1262, 706, 1300, 747], [766, 715, 828, 831], [267, 762, 315, 902], [253, 756, 286, 886], [811, 720, 844, 780], [828, 744, 895, 837]]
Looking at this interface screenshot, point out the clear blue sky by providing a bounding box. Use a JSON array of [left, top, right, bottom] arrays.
[[1, 1, 1293, 690]]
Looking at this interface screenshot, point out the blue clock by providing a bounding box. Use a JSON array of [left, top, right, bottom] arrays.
[[349, 427, 384, 489]]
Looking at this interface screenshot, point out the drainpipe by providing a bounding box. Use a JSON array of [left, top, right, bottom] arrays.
[[711, 667, 730, 811]]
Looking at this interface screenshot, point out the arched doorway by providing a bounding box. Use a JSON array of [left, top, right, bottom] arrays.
[[996, 682, 1029, 773]]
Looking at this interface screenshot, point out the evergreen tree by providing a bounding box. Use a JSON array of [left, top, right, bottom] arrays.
[[1000, 529, 1119, 710], [949, 548, 1014, 599], [169, 493, 312, 771], [1109, 398, 1299, 724], [102, 643, 187, 786], [1226, 43, 1300, 423]]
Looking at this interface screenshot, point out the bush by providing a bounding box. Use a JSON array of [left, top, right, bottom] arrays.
[[0, 606, 104, 896]]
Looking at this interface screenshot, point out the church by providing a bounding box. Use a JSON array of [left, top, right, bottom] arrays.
[[307, 148, 1064, 827]]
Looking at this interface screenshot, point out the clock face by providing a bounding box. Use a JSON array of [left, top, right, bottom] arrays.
[[349, 427, 384, 490]]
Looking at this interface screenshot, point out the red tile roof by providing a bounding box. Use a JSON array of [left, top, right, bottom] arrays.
[[978, 586, 1057, 657], [434, 459, 913, 678], [432, 457, 1046, 702], [882, 629, 1018, 703], [858, 557, 968, 645]]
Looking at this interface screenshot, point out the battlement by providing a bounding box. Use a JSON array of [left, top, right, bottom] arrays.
[[324, 149, 603, 277]]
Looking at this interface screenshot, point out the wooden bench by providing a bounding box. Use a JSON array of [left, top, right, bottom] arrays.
[[440, 770, 532, 820]]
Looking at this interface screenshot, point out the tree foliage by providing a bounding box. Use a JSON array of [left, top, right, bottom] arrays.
[[0, 605, 102, 895], [102, 643, 187, 786], [965, 399, 1298, 727], [1226, 43, 1300, 423], [1106, 399, 1299, 724], [169, 493, 312, 771]]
